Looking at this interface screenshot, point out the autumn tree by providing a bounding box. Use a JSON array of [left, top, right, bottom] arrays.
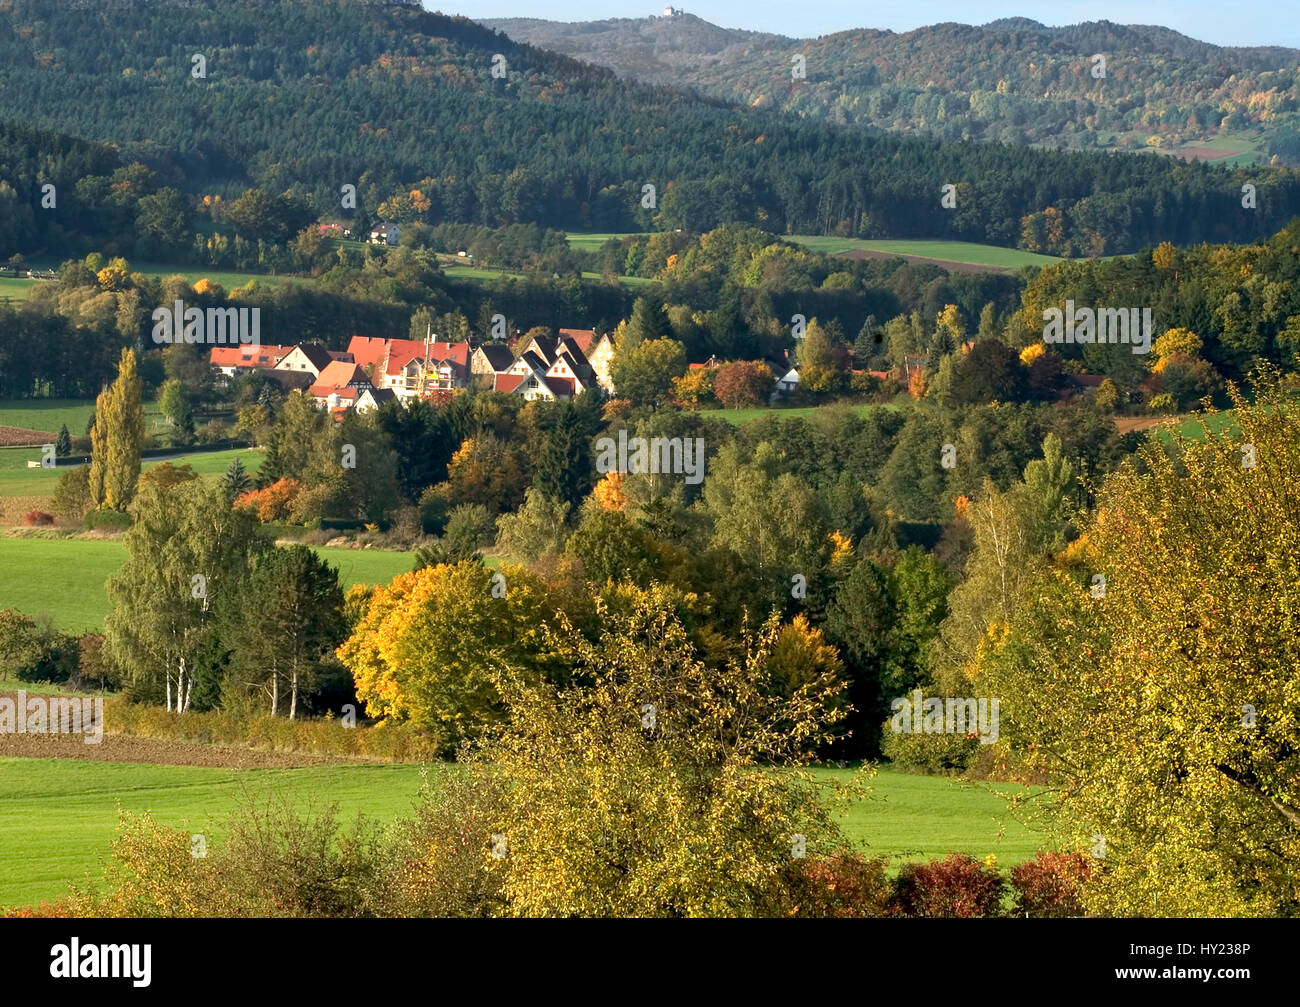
[[981, 376, 1300, 915], [713, 360, 773, 408], [89, 347, 146, 511]]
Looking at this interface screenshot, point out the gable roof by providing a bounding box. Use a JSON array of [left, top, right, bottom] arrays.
[[347, 336, 398, 369], [278, 343, 334, 372], [544, 376, 575, 398], [356, 387, 398, 407], [310, 361, 371, 396], [559, 328, 597, 352], [474, 343, 515, 371], [494, 373, 527, 395]]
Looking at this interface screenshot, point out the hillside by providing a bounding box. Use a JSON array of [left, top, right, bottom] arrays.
[[0, 0, 1297, 256], [484, 14, 1300, 164]]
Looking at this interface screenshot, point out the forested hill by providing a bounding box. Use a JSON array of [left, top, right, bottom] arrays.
[[485, 14, 1300, 163], [1, 0, 1298, 254]]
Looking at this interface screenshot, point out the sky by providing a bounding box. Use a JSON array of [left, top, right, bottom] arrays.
[[435, 1, 1300, 49]]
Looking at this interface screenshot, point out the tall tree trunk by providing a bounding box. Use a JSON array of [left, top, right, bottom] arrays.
[[289, 662, 298, 721], [166, 673, 172, 713], [270, 660, 279, 717]]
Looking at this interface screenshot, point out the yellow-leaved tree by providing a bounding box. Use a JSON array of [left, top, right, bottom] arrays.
[[89, 347, 145, 511], [982, 371, 1300, 916]]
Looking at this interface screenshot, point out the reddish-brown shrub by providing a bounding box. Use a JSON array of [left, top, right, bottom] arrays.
[[1009, 851, 1096, 918], [795, 854, 893, 917], [891, 853, 1005, 918], [23, 509, 55, 526], [233, 478, 304, 522]]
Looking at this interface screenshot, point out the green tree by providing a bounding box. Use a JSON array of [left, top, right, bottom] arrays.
[[611, 337, 687, 407], [221, 457, 253, 505], [55, 424, 72, 457], [159, 379, 194, 439], [224, 546, 346, 719], [105, 480, 264, 711]]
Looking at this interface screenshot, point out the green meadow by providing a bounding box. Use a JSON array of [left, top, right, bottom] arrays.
[[0, 536, 413, 632], [787, 236, 1063, 269], [0, 443, 258, 499], [0, 758, 1043, 908]]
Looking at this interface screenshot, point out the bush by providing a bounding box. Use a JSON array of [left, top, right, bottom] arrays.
[[1147, 391, 1178, 415], [795, 854, 893, 917], [50, 466, 93, 520], [1009, 851, 1096, 918], [881, 722, 982, 773], [23, 509, 55, 526], [69, 634, 122, 692], [84, 509, 132, 532], [234, 477, 304, 522], [891, 853, 1006, 918]]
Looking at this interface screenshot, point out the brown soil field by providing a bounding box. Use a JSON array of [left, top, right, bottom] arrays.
[[0, 425, 52, 446], [1171, 146, 1242, 162], [838, 248, 1017, 275], [1113, 415, 1168, 435]]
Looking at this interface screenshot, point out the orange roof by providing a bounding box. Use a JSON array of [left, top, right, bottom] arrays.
[[309, 361, 370, 395], [346, 336, 397, 369], [210, 345, 293, 368], [559, 328, 596, 351], [382, 340, 469, 376]]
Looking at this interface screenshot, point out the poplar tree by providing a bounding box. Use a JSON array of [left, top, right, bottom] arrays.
[[89, 347, 145, 510]]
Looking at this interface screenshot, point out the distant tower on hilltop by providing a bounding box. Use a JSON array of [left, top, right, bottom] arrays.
[[662, 6, 682, 17]]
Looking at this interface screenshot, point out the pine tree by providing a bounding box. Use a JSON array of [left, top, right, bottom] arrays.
[[221, 457, 252, 504], [55, 424, 72, 457], [89, 348, 145, 511]]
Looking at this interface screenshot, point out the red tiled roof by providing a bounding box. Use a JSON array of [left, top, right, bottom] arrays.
[[346, 336, 398, 369], [494, 373, 526, 394], [310, 361, 370, 395], [210, 345, 293, 368], [559, 328, 596, 351]]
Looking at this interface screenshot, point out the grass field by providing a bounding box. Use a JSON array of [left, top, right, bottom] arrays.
[[788, 236, 1063, 269], [696, 401, 902, 426], [564, 232, 646, 252], [0, 399, 97, 437], [0, 758, 1043, 908], [0, 536, 413, 632], [0, 443, 258, 500]]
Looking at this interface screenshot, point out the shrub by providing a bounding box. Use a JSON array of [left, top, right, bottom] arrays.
[[1147, 391, 1178, 415], [70, 634, 122, 692], [881, 722, 982, 773], [50, 466, 93, 520], [1009, 851, 1096, 918], [795, 854, 893, 917], [234, 477, 304, 522], [84, 508, 132, 532], [891, 853, 1006, 918], [23, 509, 55, 526]]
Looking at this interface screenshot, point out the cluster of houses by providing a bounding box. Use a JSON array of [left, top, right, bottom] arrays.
[[209, 329, 616, 419]]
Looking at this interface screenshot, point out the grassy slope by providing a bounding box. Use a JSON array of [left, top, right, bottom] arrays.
[[0, 537, 413, 632], [696, 402, 901, 426], [0, 758, 1042, 908], [0, 443, 258, 499], [788, 236, 1063, 269]]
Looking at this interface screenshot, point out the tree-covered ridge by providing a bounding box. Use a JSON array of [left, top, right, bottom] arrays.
[[487, 14, 1300, 163], [0, 0, 1298, 253]]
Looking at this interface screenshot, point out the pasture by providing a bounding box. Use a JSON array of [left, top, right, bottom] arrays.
[[788, 236, 1063, 269], [0, 536, 414, 632], [0, 757, 1042, 908]]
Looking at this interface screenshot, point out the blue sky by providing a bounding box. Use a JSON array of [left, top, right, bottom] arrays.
[[438, 1, 1300, 49]]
